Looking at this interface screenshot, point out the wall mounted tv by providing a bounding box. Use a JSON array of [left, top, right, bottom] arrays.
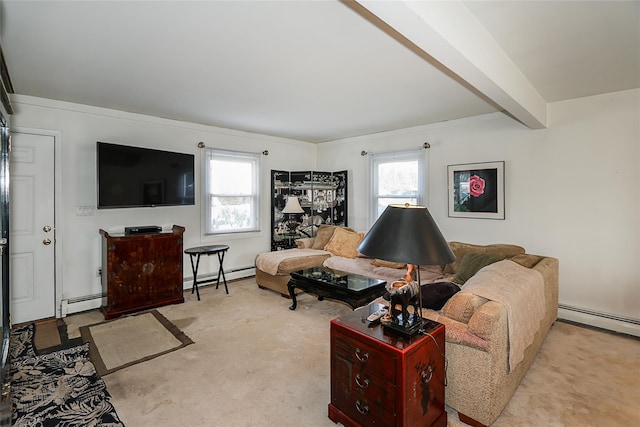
[[97, 142, 195, 209]]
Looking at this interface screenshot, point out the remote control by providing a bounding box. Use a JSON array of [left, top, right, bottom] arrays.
[[366, 306, 388, 323]]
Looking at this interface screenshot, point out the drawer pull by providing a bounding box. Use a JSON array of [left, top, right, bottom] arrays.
[[421, 365, 434, 384], [355, 400, 369, 415], [354, 347, 369, 362], [355, 373, 370, 389]]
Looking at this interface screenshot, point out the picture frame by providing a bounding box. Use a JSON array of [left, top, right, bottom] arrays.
[[448, 161, 505, 219]]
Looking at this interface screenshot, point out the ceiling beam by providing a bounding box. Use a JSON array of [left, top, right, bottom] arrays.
[[354, 0, 547, 129]]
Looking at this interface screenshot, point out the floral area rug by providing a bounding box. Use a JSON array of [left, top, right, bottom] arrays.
[[9, 323, 125, 426]]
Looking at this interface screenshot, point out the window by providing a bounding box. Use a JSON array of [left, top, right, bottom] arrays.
[[370, 150, 425, 223], [204, 149, 260, 234]]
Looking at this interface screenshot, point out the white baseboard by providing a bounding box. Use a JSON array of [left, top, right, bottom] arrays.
[[181, 267, 255, 290], [60, 297, 102, 317], [558, 305, 640, 338], [61, 269, 257, 317]]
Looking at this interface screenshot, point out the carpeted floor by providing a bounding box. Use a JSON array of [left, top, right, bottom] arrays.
[[64, 277, 640, 427]]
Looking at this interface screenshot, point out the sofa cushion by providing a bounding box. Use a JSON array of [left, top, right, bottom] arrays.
[[441, 291, 489, 324], [444, 242, 526, 274], [420, 281, 460, 310], [509, 253, 544, 268], [371, 259, 406, 269], [255, 249, 330, 275], [324, 228, 364, 259], [452, 252, 507, 285], [277, 253, 331, 274]]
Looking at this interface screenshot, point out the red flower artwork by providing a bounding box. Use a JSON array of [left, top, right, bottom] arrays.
[[469, 175, 485, 197]]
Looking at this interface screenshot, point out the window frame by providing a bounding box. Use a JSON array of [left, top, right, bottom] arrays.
[[203, 148, 261, 235], [369, 149, 426, 226]]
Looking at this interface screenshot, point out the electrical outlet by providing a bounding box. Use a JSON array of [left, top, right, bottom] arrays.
[[96, 268, 102, 277]]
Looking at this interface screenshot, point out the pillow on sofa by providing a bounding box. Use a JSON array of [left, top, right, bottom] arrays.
[[312, 225, 337, 249], [453, 252, 507, 285], [442, 292, 490, 324], [371, 259, 406, 269], [444, 242, 525, 274], [312, 225, 353, 250], [324, 228, 364, 258], [420, 282, 460, 310]]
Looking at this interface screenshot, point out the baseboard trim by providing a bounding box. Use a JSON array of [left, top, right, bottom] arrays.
[[61, 270, 257, 317], [558, 304, 640, 337]]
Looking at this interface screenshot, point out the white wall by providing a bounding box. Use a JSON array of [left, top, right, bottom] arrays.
[[10, 95, 317, 315], [9, 90, 639, 334], [317, 89, 640, 335]]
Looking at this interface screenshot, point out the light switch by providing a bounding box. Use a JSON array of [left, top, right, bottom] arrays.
[[76, 206, 95, 216]]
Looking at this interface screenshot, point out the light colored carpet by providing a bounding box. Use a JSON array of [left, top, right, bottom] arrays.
[[65, 309, 104, 339], [64, 278, 640, 427], [79, 310, 193, 376]]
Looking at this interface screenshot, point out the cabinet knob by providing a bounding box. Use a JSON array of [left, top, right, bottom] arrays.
[[421, 365, 434, 384], [355, 400, 369, 415], [354, 347, 369, 362], [355, 373, 369, 389]]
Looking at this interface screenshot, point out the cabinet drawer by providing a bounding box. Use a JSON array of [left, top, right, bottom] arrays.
[[332, 352, 395, 408], [333, 332, 397, 384], [331, 380, 395, 426]]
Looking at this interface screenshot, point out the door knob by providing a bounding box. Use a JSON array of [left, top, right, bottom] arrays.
[[43, 239, 52, 245], [43, 225, 52, 232]]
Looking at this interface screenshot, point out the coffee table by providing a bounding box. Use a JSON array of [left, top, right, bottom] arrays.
[[288, 266, 387, 310]]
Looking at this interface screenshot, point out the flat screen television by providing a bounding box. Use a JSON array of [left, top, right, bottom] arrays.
[[97, 142, 195, 209]]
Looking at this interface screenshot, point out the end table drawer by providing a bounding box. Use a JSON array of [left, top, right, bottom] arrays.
[[331, 385, 395, 426], [333, 355, 395, 408], [333, 332, 397, 383]]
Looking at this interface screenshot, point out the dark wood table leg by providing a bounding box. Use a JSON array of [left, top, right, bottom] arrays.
[[288, 282, 298, 310], [216, 250, 229, 294], [189, 253, 201, 301]]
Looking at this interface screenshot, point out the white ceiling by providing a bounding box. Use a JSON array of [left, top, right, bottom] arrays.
[[1, 1, 638, 143]]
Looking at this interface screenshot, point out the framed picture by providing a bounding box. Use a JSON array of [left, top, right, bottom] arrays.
[[448, 161, 505, 219]]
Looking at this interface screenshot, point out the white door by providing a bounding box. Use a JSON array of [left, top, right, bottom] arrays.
[[10, 132, 56, 324]]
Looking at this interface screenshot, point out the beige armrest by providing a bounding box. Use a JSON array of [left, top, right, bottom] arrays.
[[467, 301, 507, 341], [295, 238, 315, 249], [422, 309, 490, 352]]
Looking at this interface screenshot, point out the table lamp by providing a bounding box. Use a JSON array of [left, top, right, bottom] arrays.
[[357, 203, 455, 338], [281, 196, 305, 233]]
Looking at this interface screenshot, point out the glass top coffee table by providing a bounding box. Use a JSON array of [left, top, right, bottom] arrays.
[[288, 266, 387, 310]]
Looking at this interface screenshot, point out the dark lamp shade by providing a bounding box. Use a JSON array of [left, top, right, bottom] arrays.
[[357, 204, 455, 266]]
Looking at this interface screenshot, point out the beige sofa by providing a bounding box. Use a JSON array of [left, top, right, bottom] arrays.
[[422, 242, 559, 426], [255, 228, 559, 426], [255, 225, 428, 296]]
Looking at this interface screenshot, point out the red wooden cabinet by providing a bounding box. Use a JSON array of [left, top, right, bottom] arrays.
[[99, 225, 185, 319], [329, 307, 446, 427]]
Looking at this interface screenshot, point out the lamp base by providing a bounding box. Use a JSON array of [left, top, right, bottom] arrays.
[[382, 315, 423, 339], [286, 219, 298, 234]]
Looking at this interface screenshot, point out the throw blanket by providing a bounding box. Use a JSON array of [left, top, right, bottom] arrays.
[[256, 249, 330, 275], [462, 260, 545, 372]]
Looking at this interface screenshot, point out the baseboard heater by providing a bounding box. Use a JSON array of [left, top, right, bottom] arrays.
[[60, 293, 104, 316], [60, 267, 256, 316], [184, 266, 255, 282], [558, 303, 640, 337]]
